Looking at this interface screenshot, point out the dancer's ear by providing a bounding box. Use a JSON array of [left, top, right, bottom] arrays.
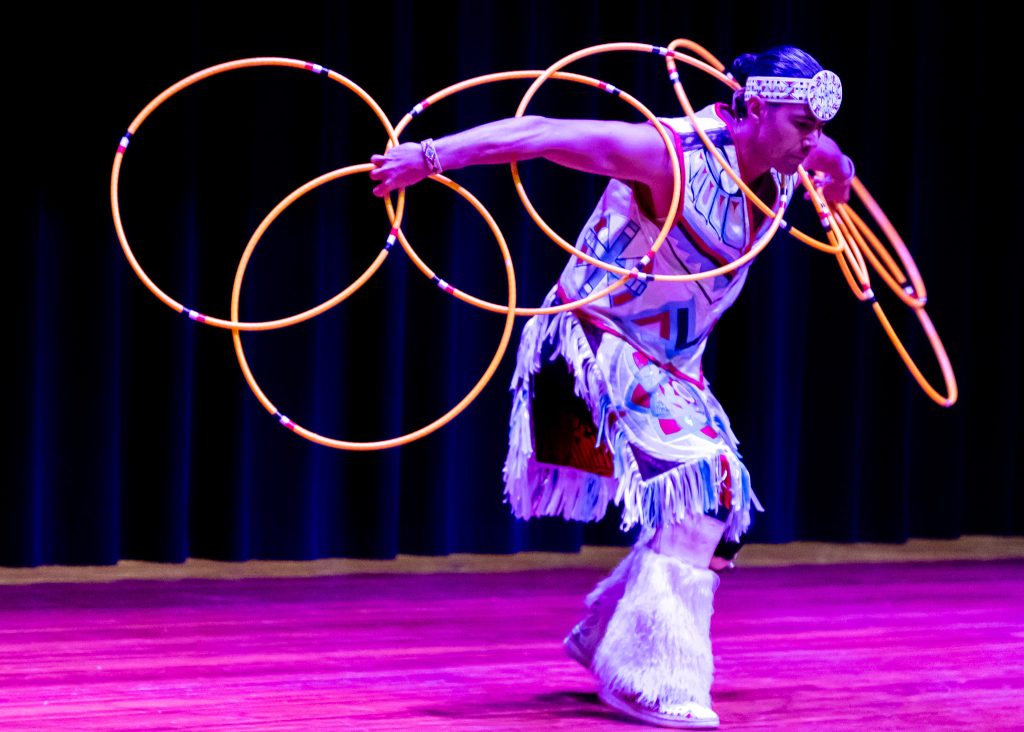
[[745, 96, 768, 124]]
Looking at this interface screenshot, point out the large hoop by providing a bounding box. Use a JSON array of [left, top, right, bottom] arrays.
[[514, 42, 794, 282], [111, 57, 405, 331], [384, 69, 673, 316], [802, 173, 957, 406], [230, 170, 517, 449]]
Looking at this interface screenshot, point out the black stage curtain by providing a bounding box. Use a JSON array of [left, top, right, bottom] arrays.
[[4, 1, 1019, 566]]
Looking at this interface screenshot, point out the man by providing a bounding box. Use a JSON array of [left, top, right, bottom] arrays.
[[371, 45, 852, 728]]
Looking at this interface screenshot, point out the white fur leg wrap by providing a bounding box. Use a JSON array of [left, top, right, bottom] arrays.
[[592, 547, 719, 708], [585, 543, 641, 609]]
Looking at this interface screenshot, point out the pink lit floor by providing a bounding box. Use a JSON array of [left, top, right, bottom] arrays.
[[1, 559, 1021, 730]]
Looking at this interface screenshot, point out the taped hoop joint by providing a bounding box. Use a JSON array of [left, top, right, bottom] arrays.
[[274, 411, 297, 431], [431, 275, 455, 295]]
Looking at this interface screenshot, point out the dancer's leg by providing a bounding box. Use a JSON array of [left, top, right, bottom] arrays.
[[564, 538, 642, 670], [650, 514, 726, 567], [570, 515, 726, 728]]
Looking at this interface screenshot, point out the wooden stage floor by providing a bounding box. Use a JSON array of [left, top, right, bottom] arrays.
[[1, 542, 1022, 730]]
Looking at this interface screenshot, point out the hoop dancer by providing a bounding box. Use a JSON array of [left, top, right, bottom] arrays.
[[370, 45, 853, 728]]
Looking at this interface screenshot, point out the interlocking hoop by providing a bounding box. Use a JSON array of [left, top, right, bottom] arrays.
[[112, 42, 956, 451]]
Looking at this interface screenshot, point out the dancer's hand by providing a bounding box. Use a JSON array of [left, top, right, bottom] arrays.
[[804, 134, 853, 205], [369, 142, 431, 197], [818, 170, 853, 205]]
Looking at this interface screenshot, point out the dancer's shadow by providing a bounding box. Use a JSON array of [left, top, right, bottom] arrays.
[[417, 690, 630, 724]]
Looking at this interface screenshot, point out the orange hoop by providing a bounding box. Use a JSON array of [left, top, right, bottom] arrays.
[[841, 178, 928, 307], [111, 57, 405, 331], [661, 39, 954, 406], [797, 167, 872, 301], [802, 176, 957, 406], [869, 305, 958, 407], [513, 42, 794, 282], [116, 42, 957, 455], [380, 70, 643, 317], [230, 169, 517, 450]]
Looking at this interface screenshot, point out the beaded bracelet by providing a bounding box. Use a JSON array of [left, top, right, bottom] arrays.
[[421, 138, 444, 175]]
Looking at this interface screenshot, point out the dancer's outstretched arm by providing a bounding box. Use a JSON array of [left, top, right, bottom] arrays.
[[369, 115, 677, 216]]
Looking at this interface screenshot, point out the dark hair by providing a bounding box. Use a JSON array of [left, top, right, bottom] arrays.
[[730, 46, 823, 118]]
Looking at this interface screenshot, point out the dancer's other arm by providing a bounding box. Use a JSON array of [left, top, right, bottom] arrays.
[[803, 132, 854, 204]]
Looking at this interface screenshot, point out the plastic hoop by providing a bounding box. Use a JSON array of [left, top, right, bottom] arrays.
[[230, 170, 517, 449], [117, 41, 957, 449], [797, 168, 872, 301], [841, 179, 928, 307], [384, 69, 671, 316], [111, 57, 405, 331], [802, 177, 957, 406], [513, 42, 792, 282]]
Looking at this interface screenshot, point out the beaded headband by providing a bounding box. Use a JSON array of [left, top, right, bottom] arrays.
[[743, 69, 842, 121]]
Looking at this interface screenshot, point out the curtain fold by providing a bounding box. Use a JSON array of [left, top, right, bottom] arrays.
[[4, 0, 1018, 566]]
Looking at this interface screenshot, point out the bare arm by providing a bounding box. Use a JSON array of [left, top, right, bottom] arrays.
[[369, 115, 677, 215]]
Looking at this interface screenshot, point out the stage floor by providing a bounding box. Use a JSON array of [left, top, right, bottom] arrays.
[[1, 556, 1022, 730]]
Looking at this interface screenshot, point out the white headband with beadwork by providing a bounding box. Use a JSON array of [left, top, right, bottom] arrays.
[[743, 69, 843, 122]]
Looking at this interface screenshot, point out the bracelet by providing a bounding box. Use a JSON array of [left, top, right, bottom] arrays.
[[421, 138, 443, 175]]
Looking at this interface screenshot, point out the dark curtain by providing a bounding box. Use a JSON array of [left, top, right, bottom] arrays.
[[3, 1, 1019, 566]]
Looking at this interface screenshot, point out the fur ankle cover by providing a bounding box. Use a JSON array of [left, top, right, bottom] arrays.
[[591, 547, 719, 708]]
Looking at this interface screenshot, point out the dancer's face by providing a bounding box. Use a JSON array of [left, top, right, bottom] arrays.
[[746, 97, 825, 175]]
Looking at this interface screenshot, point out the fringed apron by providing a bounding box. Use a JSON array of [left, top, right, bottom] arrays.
[[503, 104, 794, 541]]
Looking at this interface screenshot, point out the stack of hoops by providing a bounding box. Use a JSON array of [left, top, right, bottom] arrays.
[[110, 40, 957, 451]]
